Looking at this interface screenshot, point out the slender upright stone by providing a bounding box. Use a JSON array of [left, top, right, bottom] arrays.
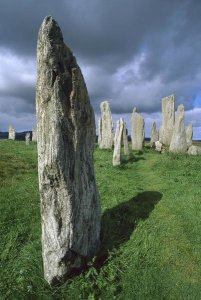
[[169, 104, 187, 153], [150, 122, 159, 147], [186, 123, 193, 148], [8, 125, 16, 140], [32, 127, 37, 142], [131, 107, 145, 150], [160, 95, 175, 145], [36, 16, 101, 285], [113, 118, 124, 166], [123, 120, 129, 155], [98, 101, 113, 149], [25, 132, 30, 145]]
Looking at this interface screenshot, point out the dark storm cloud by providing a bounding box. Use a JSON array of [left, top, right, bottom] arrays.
[[1, 0, 201, 131], [0, 0, 189, 67], [0, 48, 36, 117]]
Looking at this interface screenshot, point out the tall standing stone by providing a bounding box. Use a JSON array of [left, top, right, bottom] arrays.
[[36, 16, 101, 285], [123, 120, 129, 155], [8, 125, 16, 140], [113, 118, 124, 166], [98, 101, 113, 149], [131, 107, 145, 151], [169, 104, 187, 153], [160, 94, 175, 145], [25, 132, 30, 145], [150, 122, 159, 147], [32, 127, 37, 142], [186, 123, 193, 148]]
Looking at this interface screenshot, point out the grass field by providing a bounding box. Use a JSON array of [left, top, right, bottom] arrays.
[[0, 140, 201, 299]]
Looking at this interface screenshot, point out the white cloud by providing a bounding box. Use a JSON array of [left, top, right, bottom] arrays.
[[0, 48, 35, 92]]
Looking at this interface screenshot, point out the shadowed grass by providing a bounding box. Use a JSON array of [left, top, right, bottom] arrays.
[[0, 140, 201, 299]]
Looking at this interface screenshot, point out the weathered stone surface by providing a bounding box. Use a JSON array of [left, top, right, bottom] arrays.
[[25, 132, 30, 145], [158, 126, 162, 141], [169, 104, 187, 153], [155, 141, 162, 152], [150, 122, 159, 147], [123, 120, 129, 155], [36, 16, 101, 285], [186, 123, 193, 148], [160, 95, 175, 145], [188, 145, 201, 155], [32, 127, 37, 142], [98, 101, 113, 149], [161, 147, 166, 154], [113, 118, 124, 166], [131, 107, 145, 150], [8, 125, 16, 140]]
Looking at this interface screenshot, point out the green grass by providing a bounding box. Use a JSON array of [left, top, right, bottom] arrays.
[[0, 140, 201, 299]]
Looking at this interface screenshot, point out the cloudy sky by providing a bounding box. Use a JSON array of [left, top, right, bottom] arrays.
[[1, 0, 201, 138]]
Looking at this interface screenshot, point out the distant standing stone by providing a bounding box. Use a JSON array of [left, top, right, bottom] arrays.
[[186, 123, 193, 148], [8, 125, 16, 140], [113, 118, 124, 166], [25, 132, 30, 145], [98, 101, 114, 149], [150, 122, 159, 148], [131, 107, 145, 151], [188, 145, 201, 155], [169, 104, 187, 153], [123, 120, 129, 155], [160, 95, 175, 145], [36, 16, 101, 285], [155, 141, 162, 152], [32, 127, 37, 142]]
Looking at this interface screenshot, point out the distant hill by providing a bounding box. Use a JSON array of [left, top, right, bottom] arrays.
[[0, 131, 32, 140], [1, 132, 200, 142]]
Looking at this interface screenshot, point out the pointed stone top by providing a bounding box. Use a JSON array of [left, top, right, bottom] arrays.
[[133, 107, 137, 113], [39, 16, 63, 43], [177, 104, 184, 113], [152, 121, 156, 128], [162, 94, 175, 100], [37, 16, 76, 100], [100, 100, 109, 105], [100, 101, 111, 112]]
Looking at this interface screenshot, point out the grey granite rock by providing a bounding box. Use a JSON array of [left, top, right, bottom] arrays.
[[169, 104, 187, 153], [160, 95, 175, 145], [188, 145, 201, 155], [8, 125, 16, 140], [131, 107, 144, 151], [186, 123, 193, 148], [113, 118, 124, 166], [32, 127, 37, 142], [36, 16, 101, 285], [150, 122, 159, 148], [25, 132, 30, 145], [98, 101, 114, 149], [123, 120, 129, 155], [155, 141, 162, 152]]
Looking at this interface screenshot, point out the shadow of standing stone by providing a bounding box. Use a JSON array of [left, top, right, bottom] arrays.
[[96, 191, 162, 267]]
